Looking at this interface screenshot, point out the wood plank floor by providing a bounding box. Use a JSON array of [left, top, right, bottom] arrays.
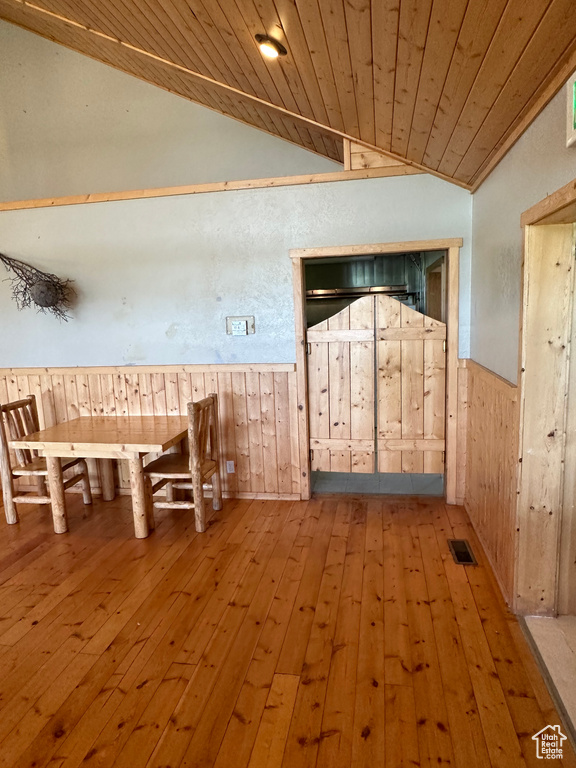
[[0, 493, 574, 768]]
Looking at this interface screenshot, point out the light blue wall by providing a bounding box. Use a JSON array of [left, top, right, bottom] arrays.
[[0, 21, 338, 202], [0, 175, 471, 366], [471, 79, 576, 383]]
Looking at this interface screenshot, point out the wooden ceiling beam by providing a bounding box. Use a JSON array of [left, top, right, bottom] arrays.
[[345, 141, 423, 175], [0, 166, 436, 212]]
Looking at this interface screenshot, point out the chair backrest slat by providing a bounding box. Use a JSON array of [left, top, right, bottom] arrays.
[[22, 404, 37, 435], [6, 411, 30, 465], [198, 407, 209, 456], [187, 394, 219, 475], [0, 395, 39, 467], [9, 409, 26, 439]]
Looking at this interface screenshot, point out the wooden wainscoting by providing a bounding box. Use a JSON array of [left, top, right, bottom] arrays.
[[463, 360, 520, 604], [0, 364, 301, 500]]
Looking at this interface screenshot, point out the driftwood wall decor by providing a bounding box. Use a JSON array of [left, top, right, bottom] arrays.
[[0, 253, 75, 320]]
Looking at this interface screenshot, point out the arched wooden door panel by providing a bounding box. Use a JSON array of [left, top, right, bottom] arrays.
[[377, 295, 446, 474], [306, 296, 446, 475], [307, 296, 375, 473]]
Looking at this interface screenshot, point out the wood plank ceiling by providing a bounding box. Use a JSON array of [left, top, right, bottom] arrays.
[[1, 0, 576, 190]]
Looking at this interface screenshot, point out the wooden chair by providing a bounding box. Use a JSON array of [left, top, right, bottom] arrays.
[[144, 394, 223, 532], [0, 395, 92, 524]]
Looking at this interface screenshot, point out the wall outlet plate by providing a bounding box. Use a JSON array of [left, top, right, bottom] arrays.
[[226, 460, 235, 473], [226, 316, 255, 335]]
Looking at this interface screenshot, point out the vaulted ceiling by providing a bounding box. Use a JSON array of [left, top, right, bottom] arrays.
[[1, 0, 576, 190]]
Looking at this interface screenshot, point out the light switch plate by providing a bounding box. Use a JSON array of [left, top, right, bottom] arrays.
[[226, 316, 255, 335]]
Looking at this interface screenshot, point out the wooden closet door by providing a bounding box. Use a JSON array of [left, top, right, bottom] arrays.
[[307, 296, 375, 473], [376, 295, 446, 473]]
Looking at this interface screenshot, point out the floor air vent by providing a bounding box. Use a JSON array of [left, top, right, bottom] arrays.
[[448, 539, 477, 565]]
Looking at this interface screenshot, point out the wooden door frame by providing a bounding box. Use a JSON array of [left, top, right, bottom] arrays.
[[516, 179, 576, 615], [425, 255, 446, 322], [290, 238, 463, 501]]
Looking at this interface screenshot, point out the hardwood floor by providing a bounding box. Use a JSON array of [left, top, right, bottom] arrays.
[[0, 493, 574, 768]]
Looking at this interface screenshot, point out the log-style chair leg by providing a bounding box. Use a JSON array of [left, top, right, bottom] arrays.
[[79, 460, 93, 505], [145, 476, 155, 532], [164, 441, 182, 502], [192, 467, 206, 533], [0, 416, 18, 524], [0, 440, 18, 525], [212, 470, 222, 512], [0, 467, 17, 524]]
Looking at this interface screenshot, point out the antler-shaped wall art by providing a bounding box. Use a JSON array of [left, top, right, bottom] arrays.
[[0, 253, 75, 321]]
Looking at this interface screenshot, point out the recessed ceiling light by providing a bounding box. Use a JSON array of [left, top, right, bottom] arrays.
[[255, 34, 287, 59]]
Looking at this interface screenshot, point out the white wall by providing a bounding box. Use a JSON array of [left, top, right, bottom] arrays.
[[0, 175, 471, 367], [0, 21, 338, 202], [471, 80, 576, 383]]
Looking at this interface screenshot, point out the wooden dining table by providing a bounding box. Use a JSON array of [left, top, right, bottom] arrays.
[[10, 415, 188, 538]]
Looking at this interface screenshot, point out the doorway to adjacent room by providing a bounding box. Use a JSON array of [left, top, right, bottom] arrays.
[[290, 238, 462, 502]]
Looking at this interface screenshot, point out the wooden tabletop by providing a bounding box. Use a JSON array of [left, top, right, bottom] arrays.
[[9, 415, 189, 455]]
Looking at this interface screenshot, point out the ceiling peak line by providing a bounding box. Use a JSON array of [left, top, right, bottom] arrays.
[[5, 0, 470, 190], [469, 38, 576, 191]]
